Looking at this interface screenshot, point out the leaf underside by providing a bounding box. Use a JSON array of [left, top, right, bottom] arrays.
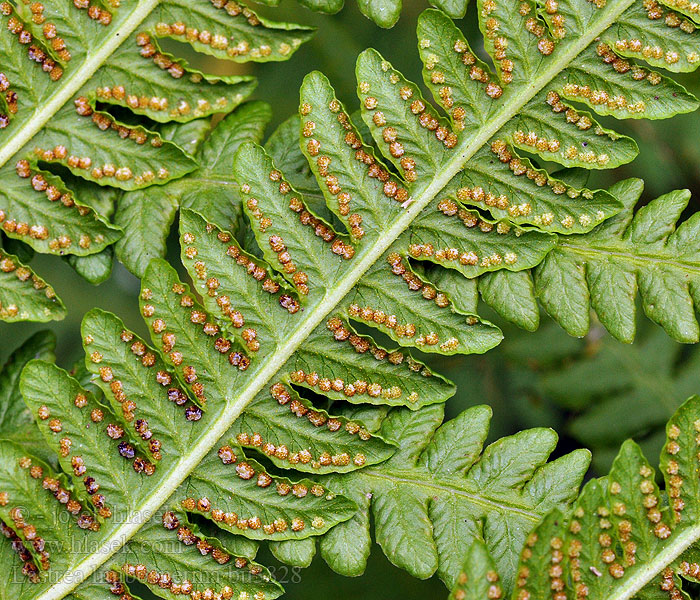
[[449, 396, 700, 600], [0, 0, 312, 318], [1, 0, 700, 599]]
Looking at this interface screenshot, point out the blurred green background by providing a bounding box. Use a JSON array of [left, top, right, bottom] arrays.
[[2, 0, 700, 597]]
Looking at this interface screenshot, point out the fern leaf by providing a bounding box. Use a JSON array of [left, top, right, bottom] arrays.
[[3, 2, 700, 596], [116, 101, 273, 277], [175, 214, 456, 409], [120, 514, 284, 600], [270, 537, 316, 568], [65, 247, 113, 285], [1, 164, 122, 255], [406, 208, 556, 279], [0, 248, 64, 321], [0, 0, 310, 318], [453, 396, 700, 600], [0, 331, 54, 429], [0, 331, 56, 461], [8, 323, 359, 599], [318, 404, 591, 589], [231, 137, 502, 356], [226, 386, 397, 474], [448, 540, 504, 600], [468, 179, 700, 342], [536, 179, 700, 343], [348, 258, 503, 354], [479, 270, 541, 332], [298, 72, 407, 242], [182, 446, 358, 540], [0, 441, 84, 581], [154, 0, 312, 64]]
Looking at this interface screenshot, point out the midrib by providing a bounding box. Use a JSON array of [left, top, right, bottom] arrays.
[[32, 1, 637, 597], [361, 468, 541, 521], [559, 241, 700, 275], [0, 0, 160, 168], [610, 523, 700, 600]]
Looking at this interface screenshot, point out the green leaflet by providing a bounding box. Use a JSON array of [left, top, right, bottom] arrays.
[[600, 0, 700, 73], [405, 202, 556, 278], [0, 331, 55, 433], [225, 385, 398, 474], [448, 540, 504, 600], [0, 441, 81, 583], [140, 259, 245, 408], [65, 247, 113, 285], [288, 322, 456, 407], [234, 141, 352, 301], [95, 43, 256, 124], [357, 49, 455, 183], [0, 249, 65, 322], [478, 270, 541, 332], [178, 207, 296, 355], [0, 0, 310, 318], [560, 46, 698, 119], [440, 146, 621, 235], [116, 101, 272, 277], [0, 331, 56, 463], [267, 0, 402, 28], [299, 72, 405, 242], [264, 114, 328, 211], [452, 396, 700, 600], [80, 308, 205, 460], [21, 360, 157, 512], [0, 163, 122, 256], [180, 445, 358, 541], [114, 188, 178, 278], [318, 404, 590, 590], [117, 512, 283, 600], [32, 105, 198, 190], [154, 0, 313, 62], [347, 256, 503, 355], [535, 179, 700, 343], [270, 537, 316, 567]]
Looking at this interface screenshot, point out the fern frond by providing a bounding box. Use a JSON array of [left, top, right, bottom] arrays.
[[537, 179, 700, 343], [116, 101, 273, 277], [317, 403, 590, 590], [2, 2, 700, 597], [0, 331, 56, 459], [449, 396, 700, 600], [0, 0, 312, 319], [0, 247, 64, 321], [475, 179, 700, 343], [6, 339, 361, 600], [448, 540, 505, 600]]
